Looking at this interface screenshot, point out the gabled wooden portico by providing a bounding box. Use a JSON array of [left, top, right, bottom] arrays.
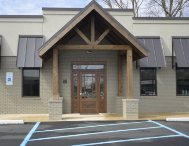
[[39, 1, 148, 120]]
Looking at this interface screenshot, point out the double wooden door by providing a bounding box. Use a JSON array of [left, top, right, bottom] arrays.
[[72, 69, 106, 114]]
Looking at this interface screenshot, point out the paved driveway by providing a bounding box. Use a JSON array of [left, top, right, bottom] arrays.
[[0, 123, 33, 146], [0, 120, 189, 146]]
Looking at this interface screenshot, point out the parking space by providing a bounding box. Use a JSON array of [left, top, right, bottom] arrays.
[[1, 120, 189, 146], [0, 123, 34, 146], [19, 120, 189, 146]]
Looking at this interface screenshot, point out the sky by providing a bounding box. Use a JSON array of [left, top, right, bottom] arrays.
[[0, 0, 101, 15], [0, 0, 188, 16]]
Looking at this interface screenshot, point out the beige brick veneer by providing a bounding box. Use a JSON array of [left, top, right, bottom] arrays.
[[1, 55, 189, 116], [122, 99, 139, 120], [116, 57, 189, 115], [0, 57, 52, 114], [48, 99, 63, 120]]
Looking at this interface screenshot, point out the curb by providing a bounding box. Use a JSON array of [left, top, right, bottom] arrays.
[[166, 118, 189, 122], [0, 120, 24, 124]]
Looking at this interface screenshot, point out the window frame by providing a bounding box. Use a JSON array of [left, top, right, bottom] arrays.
[[22, 68, 40, 97], [176, 67, 189, 96], [140, 68, 157, 96]]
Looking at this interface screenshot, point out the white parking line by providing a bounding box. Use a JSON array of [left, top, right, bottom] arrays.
[[72, 135, 181, 146], [29, 126, 161, 142], [150, 120, 189, 139], [35, 121, 150, 133], [20, 122, 40, 146]]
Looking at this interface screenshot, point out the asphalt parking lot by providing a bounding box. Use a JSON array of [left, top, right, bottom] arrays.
[[0, 120, 189, 146]]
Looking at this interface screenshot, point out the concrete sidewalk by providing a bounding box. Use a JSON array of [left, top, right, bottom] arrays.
[[0, 113, 189, 122], [0, 114, 49, 122]]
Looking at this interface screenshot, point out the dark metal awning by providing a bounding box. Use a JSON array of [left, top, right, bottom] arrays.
[[137, 37, 166, 68], [17, 35, 44, 68], [0, 35, 2, 57], [0, 36, 1, 68], [173, 37, 189, 67]]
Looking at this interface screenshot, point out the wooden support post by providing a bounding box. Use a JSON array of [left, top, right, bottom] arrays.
[[52, 48, 59, 100], [118, 52, 123, 96], [126, 48, 133, 98]]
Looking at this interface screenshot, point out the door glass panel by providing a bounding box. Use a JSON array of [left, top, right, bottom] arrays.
[[81, 74, 96, 98], [73, 74, 78, 97], [100, 75, 104, 98], [73, 65, 104, 70]]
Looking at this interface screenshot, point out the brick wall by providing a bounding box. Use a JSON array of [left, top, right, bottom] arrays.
[[0, 57, 52, 114], [116, 56, 189, 115], [1, 55, 189, 115]]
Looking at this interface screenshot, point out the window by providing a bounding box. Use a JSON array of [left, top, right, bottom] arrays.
[[140, 68, 157, 96], [176, 68, 189, 96], [23, 69, 40, 97], [73, 65, 104, 70]]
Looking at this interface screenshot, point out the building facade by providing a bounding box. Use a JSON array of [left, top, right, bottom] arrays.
[[0, 1, 189, 120]]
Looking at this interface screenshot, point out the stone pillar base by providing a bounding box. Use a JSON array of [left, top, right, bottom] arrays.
[[48, 99, 63, 121], [122, 99, 139, 120]]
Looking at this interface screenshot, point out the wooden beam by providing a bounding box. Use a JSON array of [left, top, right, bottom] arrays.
[[91, 16, 95, 44], [58, 45, 130, 50], [59, 45, 91, 50], [52, 48, 59, 100], [75, 28, 91, 44], [39, 5, 95, 57], [118, 52, 123, 96], [93, 4, 149, 57], [95, 45, 128, 50], [126, 48, 133, 98], [95, 29, 110, 45]]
